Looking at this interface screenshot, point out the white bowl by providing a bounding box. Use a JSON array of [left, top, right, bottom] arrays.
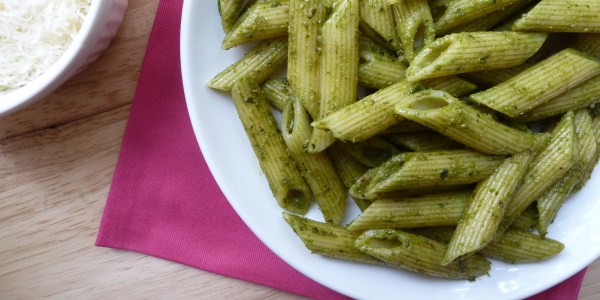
[[0, 0, 129, 116], [181, 1, 600, 299]]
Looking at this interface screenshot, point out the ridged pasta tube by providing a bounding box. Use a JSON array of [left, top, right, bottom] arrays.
[[435, 0, 532, 34], [446, 0, 533, 34], [390, 0, 435, 62], [480, 230, 564, 263], [537, 110, 597, 235], [313, 77, 476, 143], [395, 90, 541, 155], [413, 227, 565, 263], [350, 150, 504, 200], [470, 48, 600, 117], [261, 78, 290, 111], [231, 77, 312, 214], [282, 99, 347, 224], [287, 0, 326, 118], [222, 0, 289, 49], [513, 0, 600, 33], [283, 213, 384, 265], [406, 32, 547, 81], [358, 36, 407, 89], [208, 38, 288, 92], [515, 76, 600, 122], [347, 191, 471, 231], [502, 111, 577, 229], [443, 151, 535, 265], [355, 229, 491, 280], [360, 0, 401, 51], [219, 0, 256, 33], [309, 0, 360, 153]]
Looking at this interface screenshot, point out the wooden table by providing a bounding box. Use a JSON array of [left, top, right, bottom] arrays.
[[0, 1, 598, 299]]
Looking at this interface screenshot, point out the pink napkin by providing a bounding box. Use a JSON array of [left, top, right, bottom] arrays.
[[96, 1, 587, 299]]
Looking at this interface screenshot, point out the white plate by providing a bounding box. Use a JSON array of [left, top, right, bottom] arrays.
[[180, 1, 600, 299]]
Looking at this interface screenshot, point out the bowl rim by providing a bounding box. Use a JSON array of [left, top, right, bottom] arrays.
[[0, 0, 109, 116]]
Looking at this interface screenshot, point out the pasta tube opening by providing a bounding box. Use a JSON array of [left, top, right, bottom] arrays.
[[360, 230, 408, 250], [282, 101, 296, 136], [413, 23, 427, 53], [406, 95, 449, 111], [284, 189, 311, 211], [411, 39, 452, 70], [429, 0, 447, 23]]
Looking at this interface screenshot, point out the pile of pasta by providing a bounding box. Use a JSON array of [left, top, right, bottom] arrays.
[[209, 0, 600, 280]]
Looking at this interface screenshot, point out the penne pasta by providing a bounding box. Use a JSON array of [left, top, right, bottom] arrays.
[[313, 77, 476, 143], [350, 150, 503, 200], [313, 80, 418, 143], [219, 0, 256, 33], [358, 36, 407, 89], [513, 0, 600, 33], [222, 0, 289, 49], [447, 0, 533, 34], [470, 49, 600, 117], [536, 109, 597, 235], [385, 131, 462, 152], [360, 0, 402, 52], [406, 32, 547, 81], [210, 0, 600, 282], [501, 112, 577, 232], [443, 151, 535, 265], [261, 78, 290, 111], [480, 229, 564, 263], [347, 191, 471, 231], [435, 0, 532, 34], [412, 226, 564, 263], [515, 76, 600, 122], [231, 77, 312, 214], [355, 229, 491, 280], [287, 0, 326, 118], [309, 0, 360, 152], [283, 213, 384, 265], [395, 90, 542, 155], [390, 0, 435, 62], [208, 38, 288, 92], [282, 99, 347, 224]]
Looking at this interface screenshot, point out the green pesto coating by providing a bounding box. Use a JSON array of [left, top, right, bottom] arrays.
[[209, 38, 288, 92], [347, 191, 472, 231], [231, 77, 311, 214], [355, 229, 491, 279], [396, 90, 542, 155], [222, 0, 289, 49], [282, 99, 347, 224], [350, 150, 503, 200], [283, 213, 384, 264]]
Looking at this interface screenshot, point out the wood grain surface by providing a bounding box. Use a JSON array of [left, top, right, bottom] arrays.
[[0, 1, 598, 299]]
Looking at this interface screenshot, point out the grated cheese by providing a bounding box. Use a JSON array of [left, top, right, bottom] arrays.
[[0, 0, 92, 94]]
